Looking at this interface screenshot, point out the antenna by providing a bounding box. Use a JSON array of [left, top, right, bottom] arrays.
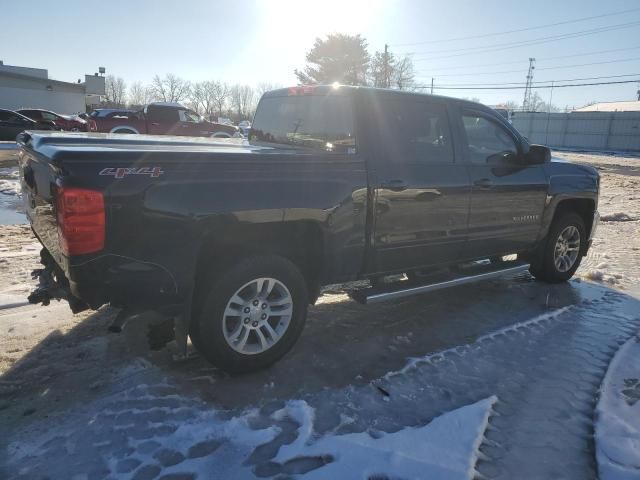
[[522, 58, 536, 111]]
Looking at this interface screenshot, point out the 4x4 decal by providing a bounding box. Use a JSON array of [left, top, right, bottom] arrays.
[[99, 167, 164, 179]]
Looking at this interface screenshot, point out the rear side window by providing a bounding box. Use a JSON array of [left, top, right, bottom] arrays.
[[462, 113, 518, 164], [148, 106, 179, 123], [41, 111, 58, 121], [371, 99, 454, 164], [250, 95, 355, 153]]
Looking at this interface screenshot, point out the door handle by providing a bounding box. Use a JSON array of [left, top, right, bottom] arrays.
[[151, 122, 160, 126], [473, 178, 493, 189], [381, 179, 409, 191]]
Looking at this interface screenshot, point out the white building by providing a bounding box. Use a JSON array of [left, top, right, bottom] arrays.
[[574, 101, 640, 112], [0, 62, 106, 114]]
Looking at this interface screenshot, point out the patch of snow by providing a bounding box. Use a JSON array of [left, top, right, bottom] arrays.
[[271, 396, 497, 480], [8, 383, 281, 480], [595, 332, 640, 480], [272, 400, 316, 463], [0, 178, 20, 196]]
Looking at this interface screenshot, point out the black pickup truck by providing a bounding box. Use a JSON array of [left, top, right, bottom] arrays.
[[18, 85, 600, 372]]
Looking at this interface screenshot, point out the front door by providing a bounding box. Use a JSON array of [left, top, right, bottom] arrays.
[[369, 97, 471, 274], [458, 108, 548, 259], [178, 109, 208, 137]]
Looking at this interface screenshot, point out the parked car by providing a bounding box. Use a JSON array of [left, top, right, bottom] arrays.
[[18, 85, 599, 373], [17, 108, 88, 131], [0, 108, 56, 140], [88, 102, 240, 138], [238, 120, 251, 137]]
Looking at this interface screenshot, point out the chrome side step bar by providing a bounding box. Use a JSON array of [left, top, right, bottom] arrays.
[[351, 263, 530, 304]]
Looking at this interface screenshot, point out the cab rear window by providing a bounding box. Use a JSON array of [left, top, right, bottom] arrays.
[[250, 95, 355, 153]]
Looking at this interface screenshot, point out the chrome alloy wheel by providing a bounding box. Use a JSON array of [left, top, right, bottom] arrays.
[[553, 225, 581, 273], [222, 277, 293, 355]]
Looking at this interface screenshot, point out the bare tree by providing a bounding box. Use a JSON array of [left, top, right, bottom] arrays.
[[104, 75, 127, 107], [370, 49, 415, 90], [528, 92, 547, 112], [209, 81, 230, 118], [393, 56, 415, 90], [128, 81, 151, 108], [256, 82, 282, 95], [230, 85, 255, 119], [190, 81, 220, 117], [150, 74, 191, 103]]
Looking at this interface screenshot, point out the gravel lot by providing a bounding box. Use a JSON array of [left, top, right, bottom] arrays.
[[0, 150, 638, 479]]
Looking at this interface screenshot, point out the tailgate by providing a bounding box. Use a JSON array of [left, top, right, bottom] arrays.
[[18, 136, 64, 267]]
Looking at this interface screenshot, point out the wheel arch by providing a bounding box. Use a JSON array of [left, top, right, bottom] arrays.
[[192, 220, 326, 315], [109, 125, 140, 134]]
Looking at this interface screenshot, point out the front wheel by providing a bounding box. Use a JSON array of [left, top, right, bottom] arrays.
[[191, 255, 308, 373], [529, 212, 585, 283]]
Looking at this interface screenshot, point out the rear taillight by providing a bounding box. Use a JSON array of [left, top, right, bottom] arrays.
[[56, 187, 105, 256], [88, 119, 97, 131]]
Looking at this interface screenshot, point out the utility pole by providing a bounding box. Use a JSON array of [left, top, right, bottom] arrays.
[[384, 44, 389, 88], [522, 57, 536, 111], [431, 78, 434, 95]]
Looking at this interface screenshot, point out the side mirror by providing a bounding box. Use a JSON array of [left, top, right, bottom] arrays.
[[487, 150, 518, 166], [526, 144, 551, 164]]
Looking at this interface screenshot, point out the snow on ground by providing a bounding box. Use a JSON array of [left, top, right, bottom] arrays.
[[596, 333, 640, 480], [271, 397, 497, 480], [552, 151, 640, 290], [6, 376, 496, 480], [0, 168, 20, 195]]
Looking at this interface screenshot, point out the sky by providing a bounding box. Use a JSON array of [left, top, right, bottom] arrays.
[[1, 0, 639, 109]]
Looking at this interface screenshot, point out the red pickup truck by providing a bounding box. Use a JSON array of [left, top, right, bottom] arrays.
[[88, 102, 240, 138]]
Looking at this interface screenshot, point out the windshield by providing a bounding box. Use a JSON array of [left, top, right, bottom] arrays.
[[250, 95, 355, 152]]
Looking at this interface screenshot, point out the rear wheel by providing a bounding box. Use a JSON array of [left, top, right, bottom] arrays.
[[191, 255, 308, 373], [529, 212, 585, 283], [211, 131, 232, 138]]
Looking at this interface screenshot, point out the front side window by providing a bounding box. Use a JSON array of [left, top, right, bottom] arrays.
[[250, 95, 355, 153], [462, 113, 518, 164], [179, 110, 201, 123]]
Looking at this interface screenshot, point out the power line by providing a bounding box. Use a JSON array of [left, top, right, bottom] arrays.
[[430, 73, 640, 87], [406, 20, 640, 61], [414, 56, 640, 79], [417, 79, 640, 91], [390, 7, 640, 47], [412, 45, 640, 67]]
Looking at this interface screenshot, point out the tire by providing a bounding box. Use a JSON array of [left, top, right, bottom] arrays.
[[529, 212, 585, 283], [191, 255, 308, 373], [113, 129, 136, 134]]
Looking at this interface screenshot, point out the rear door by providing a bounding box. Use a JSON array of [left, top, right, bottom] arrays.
[[366, 96, 471, 273], [146, 106, 180, 135], [456, 107, 548, 259]]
